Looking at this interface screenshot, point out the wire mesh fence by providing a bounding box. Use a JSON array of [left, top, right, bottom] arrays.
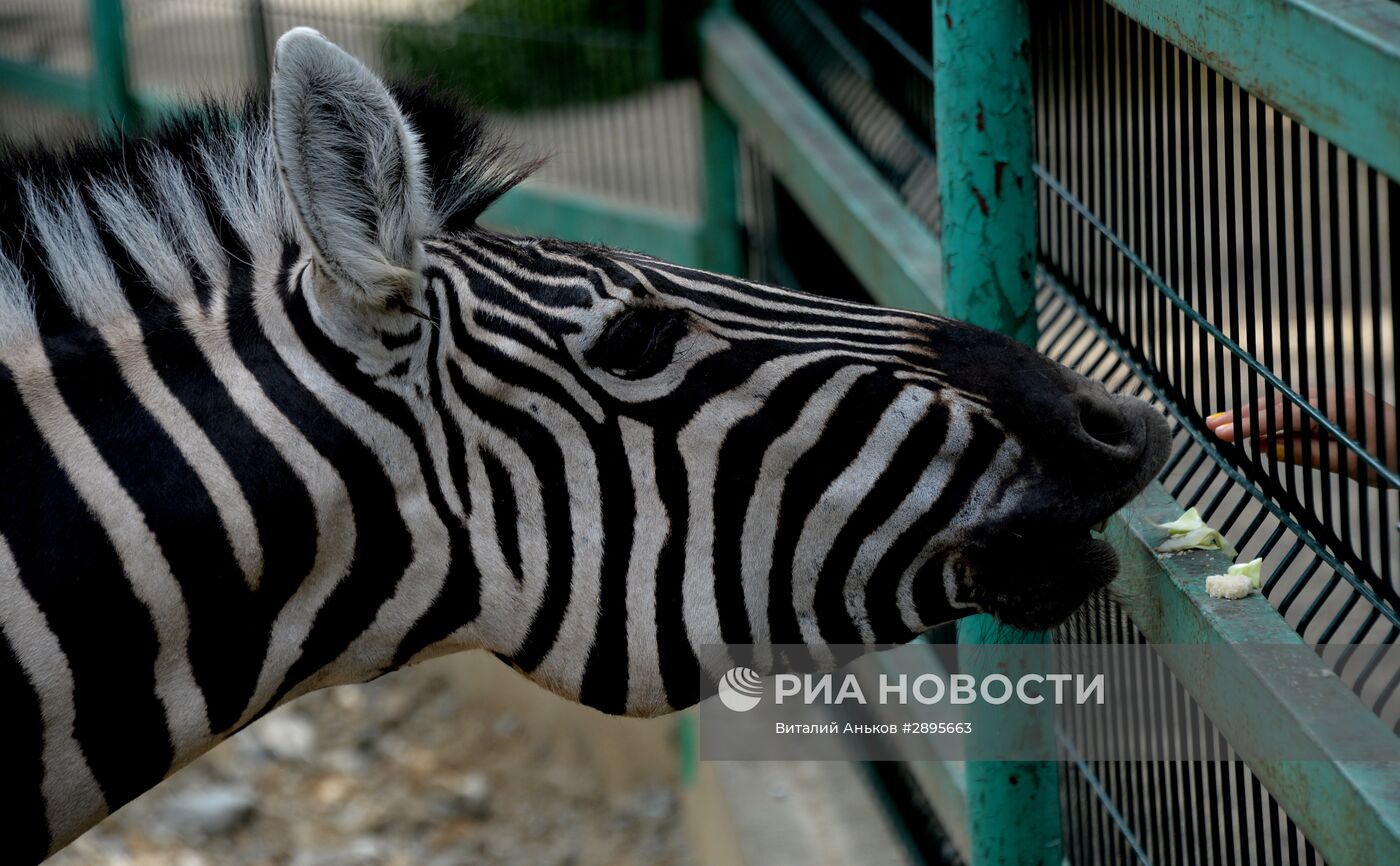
[[731, 0, 1398, 862], [1032, 0, 1400, 704], [1054, 594, 1326, 866], [732, 0, 1400, 714], [0, 0, 701, 215]]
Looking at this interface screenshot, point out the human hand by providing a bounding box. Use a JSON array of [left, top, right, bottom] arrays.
[[1206, 388, 1398, 487]]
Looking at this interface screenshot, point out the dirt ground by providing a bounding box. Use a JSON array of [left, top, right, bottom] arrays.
[[47, 653, 693, 866]]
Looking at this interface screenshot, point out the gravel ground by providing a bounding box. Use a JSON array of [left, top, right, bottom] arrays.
[[48, 653, 692, 866]]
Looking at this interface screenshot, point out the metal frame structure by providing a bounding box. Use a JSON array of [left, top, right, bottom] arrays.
[[697, 2, 1400, 863], [3, 1, 1398, 862]]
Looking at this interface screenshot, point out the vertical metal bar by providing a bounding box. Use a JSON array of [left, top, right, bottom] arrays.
[[698, 93, 744, 276], [1368, 169, 1392, 587], [933, 0, 1038, 345], [935, 1, 1053, 862], [89, 0, 134, 135], [1254, 97, 1275, 490], [249, 0, 272, 85]]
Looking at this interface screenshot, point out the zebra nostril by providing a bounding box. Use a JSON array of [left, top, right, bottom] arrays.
[[1079, 399, 1131, 449]]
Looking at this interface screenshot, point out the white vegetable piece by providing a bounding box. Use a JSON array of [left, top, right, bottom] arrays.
[[1155, 507, 1239, 558], [1206, 572, 1254, 599], [1228, 557, 1264, 589]]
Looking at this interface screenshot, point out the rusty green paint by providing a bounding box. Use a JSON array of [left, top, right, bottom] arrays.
[[1107, 0, 1400, 184], [959, 618, 1063, 866], [1108, 481, 1400, 865], [933, 0, 1037, 347], [936, 2, 1056, 863], [700, 10, 945, 316]]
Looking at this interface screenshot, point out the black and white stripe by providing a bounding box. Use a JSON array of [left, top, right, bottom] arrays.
[[0, 29, 1169, 862]]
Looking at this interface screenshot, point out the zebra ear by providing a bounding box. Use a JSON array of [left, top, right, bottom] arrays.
[[270, 27, 432, 306]]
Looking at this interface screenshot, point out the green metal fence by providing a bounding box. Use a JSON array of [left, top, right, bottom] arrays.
[[701, 1, 1400, 863], [4, 1, 1398, 864]]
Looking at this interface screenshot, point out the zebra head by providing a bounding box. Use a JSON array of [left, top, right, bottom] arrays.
[[266, 29, 1169, 715]]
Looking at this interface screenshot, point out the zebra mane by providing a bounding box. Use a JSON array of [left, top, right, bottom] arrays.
[[0, 84, 536, 343]]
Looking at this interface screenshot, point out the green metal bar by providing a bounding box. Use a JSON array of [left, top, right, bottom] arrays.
[[0, 58, 93, 115], [933, 1, 1056, 864], [1107, 482, 1400, 865], [933, 0, 1037, 346], [699, 10, 945, 316], [248, 0, 273, 85], [1105, 0, 1400, 183], [89, 0, 135, 135], [480, 184, 710, 267], [698, 94, 744, 276], [677, 711, 699, 788], [957, 620, 1062, 866]]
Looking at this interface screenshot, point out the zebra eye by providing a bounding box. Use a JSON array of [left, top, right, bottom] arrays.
[[586, 307, 688, 379]]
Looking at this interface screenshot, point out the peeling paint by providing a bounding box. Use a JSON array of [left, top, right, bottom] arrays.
[[934, 0, 1037, 346], [971, 185, 989, 216]]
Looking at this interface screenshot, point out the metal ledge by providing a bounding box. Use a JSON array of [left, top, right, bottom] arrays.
[[1106, 0, 1400, 183], [1108, 481, 1400, 866]]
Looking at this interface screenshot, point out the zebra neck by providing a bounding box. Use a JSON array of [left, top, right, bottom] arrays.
[[0, 244, 490, 861]]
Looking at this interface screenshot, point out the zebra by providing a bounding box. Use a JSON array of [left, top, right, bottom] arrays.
[[0, 28, 1169, 862]]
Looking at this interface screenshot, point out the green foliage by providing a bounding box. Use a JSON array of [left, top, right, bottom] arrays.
[[382, 0, 660, 112]]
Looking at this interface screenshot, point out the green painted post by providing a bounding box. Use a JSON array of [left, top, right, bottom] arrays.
[[934, 1, 1057, 864], [89, 0, 135, 135], [698, 92, 744, 276], [958, 621, 1061, 866], [933, 0, 1037, 346]]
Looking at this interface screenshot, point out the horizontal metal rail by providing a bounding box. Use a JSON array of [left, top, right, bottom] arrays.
[[0, 58, 94, 116], [699, 9, 946, 318], [481, 184, 711, 267], [1104, 0, 1400, 183]]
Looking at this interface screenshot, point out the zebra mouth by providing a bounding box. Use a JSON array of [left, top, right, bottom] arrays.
[[961, 527, 1121, 631]]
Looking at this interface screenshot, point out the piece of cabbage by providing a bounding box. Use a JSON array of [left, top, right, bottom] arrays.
[[1227, 557, 1264, 589], [1154, 508, 1239, 558]]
